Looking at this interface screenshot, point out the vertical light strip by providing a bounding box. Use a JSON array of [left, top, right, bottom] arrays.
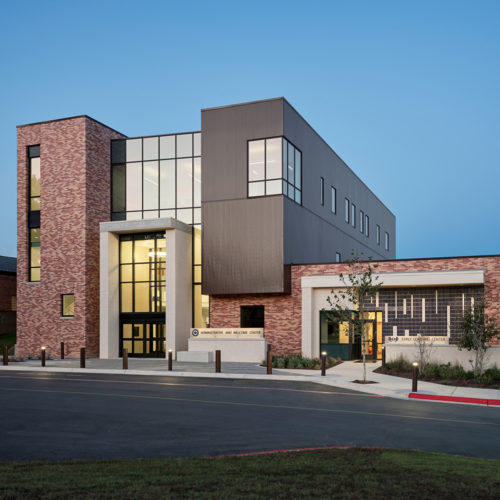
[[384, 303, 388, 323], [394, 291, 398, 319], [462, 293, 465, 313], [422, 298, 426, 323], [404, 329, 409, 336], [403, 298, 407, 315], [411, 295, 414, 318], [376, 291, 379, 308], [447, 306, 451, 337], [393, 325, 397, 336], [435, 289, 438, 314], [471, 297, 474, 311]]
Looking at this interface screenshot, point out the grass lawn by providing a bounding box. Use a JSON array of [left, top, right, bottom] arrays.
[[1, 447, 499, 499]]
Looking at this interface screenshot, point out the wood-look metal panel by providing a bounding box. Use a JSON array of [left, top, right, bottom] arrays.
[[201, 99, 284, 203], [202, 197, 284, 295]]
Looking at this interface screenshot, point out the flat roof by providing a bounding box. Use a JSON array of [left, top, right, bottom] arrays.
[[292, 253, 500, 267], [17, 115, 125, 137]]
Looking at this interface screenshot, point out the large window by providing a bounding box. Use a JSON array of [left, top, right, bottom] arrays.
[[111, 133, 201, 224], [119, 233, 166, 313], [241, 306, 264, 328], [29, 228, 40, 282], [247, 137, 301, 204]]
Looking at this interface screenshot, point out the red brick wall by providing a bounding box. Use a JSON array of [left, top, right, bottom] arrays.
[[210, 256, 500, 355], [17, 117, 124, 358]]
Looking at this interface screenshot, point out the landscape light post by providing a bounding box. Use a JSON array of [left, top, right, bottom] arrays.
[[41, 347, 46, 367], [321, 351, 327, 376], [168, 349, 173, 371], [123, 348, 128, 370], [412, 362, 419, 392], [2, 345, 8, 366], [80, 348, 85, 368], [60, 342, 65, 360], [381, 346, 385, 367]]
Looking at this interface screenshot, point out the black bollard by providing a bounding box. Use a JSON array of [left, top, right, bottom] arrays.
[[215, 350, 221, 373], [80, 348, 85, 368], [41, 347, 46, 367], [168, 350, 173, 371], [60, 342, 65, 360], [3, 345, 8, 366], [123, 348, 128, 370]]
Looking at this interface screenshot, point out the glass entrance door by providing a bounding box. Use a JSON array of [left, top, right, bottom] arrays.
[[120, 322, 166, 357]]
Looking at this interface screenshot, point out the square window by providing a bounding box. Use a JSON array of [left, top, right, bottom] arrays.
[[61, 294, 74, 317], [241, 305, 264, 328]]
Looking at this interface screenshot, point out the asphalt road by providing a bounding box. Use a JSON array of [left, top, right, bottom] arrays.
[[0, 371, 499, 461]]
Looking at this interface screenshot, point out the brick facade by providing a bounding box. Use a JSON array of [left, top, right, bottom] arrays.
[[17, 117, 124, 358], [210, 255, 500, 355]]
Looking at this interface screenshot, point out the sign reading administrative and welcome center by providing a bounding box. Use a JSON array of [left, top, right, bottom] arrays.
[[190, 328, 264, 338]]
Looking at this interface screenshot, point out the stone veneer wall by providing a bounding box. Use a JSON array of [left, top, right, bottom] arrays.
[[209, 256, 500, 356], [17, 117, 124, 358]]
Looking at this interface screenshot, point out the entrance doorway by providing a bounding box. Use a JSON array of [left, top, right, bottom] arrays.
[[320, 311, 382, 360], [120, 320, 166, 357]]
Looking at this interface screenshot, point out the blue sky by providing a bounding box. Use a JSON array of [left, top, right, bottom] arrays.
[[1, 0, 499, 259]]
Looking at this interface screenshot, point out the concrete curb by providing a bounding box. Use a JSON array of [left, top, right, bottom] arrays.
[[409, 392, 500, 407]]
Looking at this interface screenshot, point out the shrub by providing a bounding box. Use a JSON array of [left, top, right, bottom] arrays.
[[385, 356, 412, 373], [262, 354, 341, 370]]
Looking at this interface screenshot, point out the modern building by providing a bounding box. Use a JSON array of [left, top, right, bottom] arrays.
[[15, 98, 499, 362], [0, 256, 16, 336]]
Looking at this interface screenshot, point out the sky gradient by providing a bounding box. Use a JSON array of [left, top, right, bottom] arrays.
[[1, 0, 499, 259]]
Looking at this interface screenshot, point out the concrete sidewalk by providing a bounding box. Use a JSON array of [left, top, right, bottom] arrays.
[[1, 358, 499, 405]]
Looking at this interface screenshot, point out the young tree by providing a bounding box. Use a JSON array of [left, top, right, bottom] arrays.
[[326, 255, 382, 382], [457, 302, 499, 377]]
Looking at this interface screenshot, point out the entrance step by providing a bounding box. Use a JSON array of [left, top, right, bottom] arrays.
[[177, 351, 214, 363]]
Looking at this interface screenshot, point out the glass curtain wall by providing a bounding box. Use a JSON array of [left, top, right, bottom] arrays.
[[111, 134, 209, 328]]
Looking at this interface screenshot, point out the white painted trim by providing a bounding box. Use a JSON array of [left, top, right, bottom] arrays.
[[301, 269, 484, 289]]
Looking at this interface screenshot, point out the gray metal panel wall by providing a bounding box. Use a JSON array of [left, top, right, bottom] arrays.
[[202, 197, 284, 295], [201, 99, 287, 294], [282, 100, 396, 263]]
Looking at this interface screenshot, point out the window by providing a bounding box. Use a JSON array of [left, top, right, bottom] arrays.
[[320, 177, 324, 205], [365, 215, 369, 237], [385, 232, 389, 251], [331, 187, 336, 213], [351, 203, 356, 227], [247, 137, 301, 204], [119, 232, 166, 314], [240, 305, 264, 328], [345, 198, 349, 223], [336, 252, 341, 262], [29, 148, 41, 212], [377, 225, 381, 245], [61, 294, 74, 317], [359, 210, 364, 233], [29, 228, 40, 282], [10, 296, 16, 311]]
